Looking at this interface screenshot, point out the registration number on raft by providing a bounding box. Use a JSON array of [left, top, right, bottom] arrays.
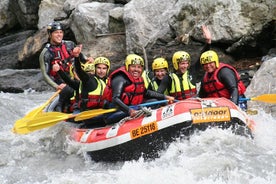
[[190, 107, 231, 124], [130, 121, 158, 139]]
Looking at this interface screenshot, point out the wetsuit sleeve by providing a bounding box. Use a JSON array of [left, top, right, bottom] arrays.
[[111, 74, 132, 114], [218, 68, 239, 105], [197, 79, 208, 98], [157, 74, 171, 94], [57, 70, 79, 90], [74, 54, 90, 82], [39, 48, 58, 89], [145, 89, 166, 100]]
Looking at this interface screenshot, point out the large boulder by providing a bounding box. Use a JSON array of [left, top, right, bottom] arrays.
[[0, 69, 52, 92], [245, 56, 276, 118], [9, 0, 41, 29], [0, 0, 275, 94], [0, 0, 18, 34]]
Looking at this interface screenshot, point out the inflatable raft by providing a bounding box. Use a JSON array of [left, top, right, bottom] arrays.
[[69, 97, 255, 162]]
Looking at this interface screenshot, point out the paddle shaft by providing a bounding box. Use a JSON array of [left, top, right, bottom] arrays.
[[239, 94, 276, 104], [12, 99, 172, 134], [75, 99, 170, 121], [25, 89, 61, 118]]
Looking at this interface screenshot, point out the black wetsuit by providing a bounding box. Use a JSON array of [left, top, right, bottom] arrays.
[[39, 40, 76, 112], [74, 54, 107, 111]]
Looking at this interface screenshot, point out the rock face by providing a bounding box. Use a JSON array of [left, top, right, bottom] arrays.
[[0, 0, 275, 94], [245, 57, 276, 118], [0, 30, 36, 69], [0, 69, 52, 93]]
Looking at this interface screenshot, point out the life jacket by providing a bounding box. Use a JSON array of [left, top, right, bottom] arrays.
[[202, 63, 246, 98], [85, 78, 106, 109], [142, 70, 151, 89], [169, 71, 197, 100], [104, 66, 145, 105], [69, 77, 106, 111], [142, 70, 169, 94], [46, 41, 74, 81]]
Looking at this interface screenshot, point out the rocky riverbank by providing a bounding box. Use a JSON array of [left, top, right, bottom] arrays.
[[0, 0, 275, 92]]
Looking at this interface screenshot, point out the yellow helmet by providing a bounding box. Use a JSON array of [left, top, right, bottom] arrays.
[[200, 50, 219, 67], [172, 51, 191, 70], [152, 57, 168, 70], [94, 57, 110, 73], [125, 54, 144, 71], [83, 62, 95, 73]]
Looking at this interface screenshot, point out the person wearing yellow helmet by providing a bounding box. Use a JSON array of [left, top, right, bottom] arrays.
[[103, 53, 174, 124], [82, 62, 95, 74], [145, 57, 170, 95], [72, 45, 110, 115], [168, 25, 213, 100], [169, 50, 197, 100], [93, 56, 110, 81], [198, 50, 247, 110]]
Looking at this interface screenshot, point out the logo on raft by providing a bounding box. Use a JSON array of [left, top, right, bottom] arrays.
[[190, 107, 231, 124]]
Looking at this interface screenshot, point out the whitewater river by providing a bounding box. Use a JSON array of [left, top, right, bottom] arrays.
[[1, 91, 275, 184]]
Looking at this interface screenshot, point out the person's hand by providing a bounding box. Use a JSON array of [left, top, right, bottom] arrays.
[[202, 25, 211, 44], [56, 83, 66, 90], [52, 63, 60, 72], [72, 44, 82, 57], [86, 57, 94, 63], [129, 108, 138, 117], [165, 95, 175, 104]]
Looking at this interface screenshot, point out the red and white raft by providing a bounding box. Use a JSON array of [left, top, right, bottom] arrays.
[[69, 97, 255, 162]]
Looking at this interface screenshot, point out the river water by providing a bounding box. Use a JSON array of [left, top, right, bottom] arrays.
[[0, 91, 275, 184]]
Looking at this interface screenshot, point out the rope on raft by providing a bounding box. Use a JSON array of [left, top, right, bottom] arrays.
[[118, 107, 152, 125]]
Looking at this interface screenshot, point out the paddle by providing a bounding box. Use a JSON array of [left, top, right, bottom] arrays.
[[74, 99, 170, 121], [239, 94, 276, 104], [12, 112, 77, 134], [24, 90, 61, 118], [12, 99, 171, 134], [74, 108, 117, 121]]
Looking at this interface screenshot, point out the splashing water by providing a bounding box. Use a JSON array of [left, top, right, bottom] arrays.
[[0, 92, 275, 184]]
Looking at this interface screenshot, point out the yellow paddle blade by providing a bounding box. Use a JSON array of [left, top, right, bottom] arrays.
[[24, 90, 61, 118], [251, 94, 276, 103], [12, 112, 75, 134], [74, 108, 117, 121]]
